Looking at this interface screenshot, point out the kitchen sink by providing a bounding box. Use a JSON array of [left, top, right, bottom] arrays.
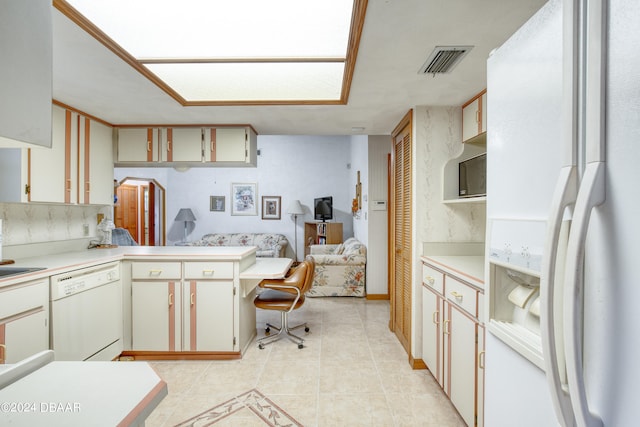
[[0, 267, 46, 278]]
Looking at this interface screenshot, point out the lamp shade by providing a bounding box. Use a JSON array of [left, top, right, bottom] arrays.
[[286, 200, 304, 215], [175, 208, 196, 222]]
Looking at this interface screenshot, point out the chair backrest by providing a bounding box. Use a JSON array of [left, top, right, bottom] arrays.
[[300, 256, 316, 294]]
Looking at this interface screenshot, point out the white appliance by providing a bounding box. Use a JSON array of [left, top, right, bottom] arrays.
[[50, 262, 123, 361], [485, 0, 640, 426]]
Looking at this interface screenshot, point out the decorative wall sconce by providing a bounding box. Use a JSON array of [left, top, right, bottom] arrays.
[[352, 170, 362, 217]]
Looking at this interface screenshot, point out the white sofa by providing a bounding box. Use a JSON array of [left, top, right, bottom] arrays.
[[307, 237, 366, 297], [187, 233, 288, 257]]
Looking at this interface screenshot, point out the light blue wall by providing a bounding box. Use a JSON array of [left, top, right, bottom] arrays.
[[115, 135, 354, 256]]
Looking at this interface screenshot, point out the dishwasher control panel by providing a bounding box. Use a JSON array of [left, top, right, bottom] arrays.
[[50, 262, 120, 301]]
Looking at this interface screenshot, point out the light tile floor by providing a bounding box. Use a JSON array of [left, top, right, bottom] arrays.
[[145, 297, 465, 427]]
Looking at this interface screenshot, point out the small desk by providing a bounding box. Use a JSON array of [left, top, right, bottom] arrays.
[[239, 257, 292, 297], [0, 360, 167, 426]]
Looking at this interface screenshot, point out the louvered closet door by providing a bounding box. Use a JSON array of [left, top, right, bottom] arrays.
[[391, 110, 412, 354]]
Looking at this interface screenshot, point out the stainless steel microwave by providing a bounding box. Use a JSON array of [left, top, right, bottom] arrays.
[[459, 153, 486, 198]]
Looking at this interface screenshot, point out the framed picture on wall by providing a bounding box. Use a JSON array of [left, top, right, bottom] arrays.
[[210, 196, 225, 212], [261, 196, 281, 220], [231, 183, 258, 216]]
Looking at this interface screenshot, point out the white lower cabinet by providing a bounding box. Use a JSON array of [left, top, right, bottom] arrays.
[[182, 281, 234, 351], [130, 261, 237, 353], [132, 280, 181, 351], [422, 261, 484, 427], [0, 279, 49, 364]]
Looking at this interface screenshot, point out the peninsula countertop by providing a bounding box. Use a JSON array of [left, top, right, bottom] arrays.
[[0, 245, 258, 289]]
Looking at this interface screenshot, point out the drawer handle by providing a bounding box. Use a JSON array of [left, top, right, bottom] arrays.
[[202, 269, 215, 276], [149, 269, 163, 276], [190, 293, 195, 306], [432, 310, 440, 325], [478, 350, 486, 369], [0, 344, 5, 364], [168, 292, 173, 307], [444, 319, 451, 335], [450, 291, 463, 300], [425, 275, 435, 286]]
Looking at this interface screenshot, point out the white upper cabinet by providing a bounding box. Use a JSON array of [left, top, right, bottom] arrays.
[[462, 89, 487, 144], [0, 0, 52, 148], [116, 128, 157, 163], [0, 104, 114, 205], [167, 128, 203, 162]]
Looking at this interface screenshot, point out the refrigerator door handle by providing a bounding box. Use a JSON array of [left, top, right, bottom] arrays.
[[564, 161, 605, 427], [541, 165, 577, 427]]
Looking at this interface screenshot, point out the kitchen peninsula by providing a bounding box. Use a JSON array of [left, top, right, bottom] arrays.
[[0, 246, 292, 362]]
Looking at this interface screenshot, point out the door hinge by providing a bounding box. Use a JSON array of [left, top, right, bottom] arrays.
[[24, 184, 30, 194], [233, 287, 237, 296], [233, 337, 237, 346]]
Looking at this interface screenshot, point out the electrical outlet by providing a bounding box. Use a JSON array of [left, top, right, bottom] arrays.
[[83, 224, 89, 236]]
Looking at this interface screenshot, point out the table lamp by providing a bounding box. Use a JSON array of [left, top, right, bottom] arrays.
[[175, 208, 196, 243]]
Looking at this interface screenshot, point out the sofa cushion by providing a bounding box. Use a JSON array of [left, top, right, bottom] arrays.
[[188, 233, 288, 257]]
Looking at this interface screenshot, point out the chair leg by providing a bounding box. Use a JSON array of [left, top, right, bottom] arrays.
[[257, 311, 310, 349]]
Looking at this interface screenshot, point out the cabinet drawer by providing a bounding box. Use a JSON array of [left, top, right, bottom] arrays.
[[422, 264, 444, 294], [184, 262, 234, 279], [132, 262, 181, 280], [445, 276, 478, 317], [0, 279, 48, 319]]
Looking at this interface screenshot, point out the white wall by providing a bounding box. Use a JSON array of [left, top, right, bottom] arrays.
[[365, 135, 391, 296], [115, 135, 354, 258]]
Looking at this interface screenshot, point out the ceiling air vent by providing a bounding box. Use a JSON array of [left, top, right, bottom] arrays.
[[418, 46, 473, 75]]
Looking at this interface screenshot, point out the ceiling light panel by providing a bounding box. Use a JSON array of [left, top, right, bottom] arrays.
[[146, 62, 345, 101], [65, 0, 354, 59]]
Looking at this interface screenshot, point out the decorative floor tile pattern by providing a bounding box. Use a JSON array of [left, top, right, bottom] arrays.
[[173, 389, 302, 427], [147, 298, 466, 427]]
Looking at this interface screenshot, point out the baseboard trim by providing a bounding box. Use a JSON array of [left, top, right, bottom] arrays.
[[366, 293, 389, 300], [118, 350, 242, 361], [411, 356, 427, 370]]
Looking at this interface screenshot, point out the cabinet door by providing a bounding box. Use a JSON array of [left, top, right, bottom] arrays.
[[0, 279, 49, 364], [447, 303, 478, 427], [86, 119, 114, 205], [0, 310, 48, 364], [422, 286, 444, 387], [29, 105, 67, 203], [117, 128, 156, 162], [211, 128, 247, 162], [131, 281, 180, 351], [462, 98, 480, 142], [168, 128, 203, 162], [183, 281, 234, 351]]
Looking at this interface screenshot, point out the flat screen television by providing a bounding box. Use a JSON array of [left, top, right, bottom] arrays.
[[314, 196, 333, 221], [458, 153, 486, 198]]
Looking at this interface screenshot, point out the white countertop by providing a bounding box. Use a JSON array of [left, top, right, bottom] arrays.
[[421, 255, 485, 290], [0, 360, 167, 426], [0, 246, 257, 289]]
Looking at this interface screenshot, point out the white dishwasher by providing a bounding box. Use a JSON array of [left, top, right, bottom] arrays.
[[50, 261, 123, 361]]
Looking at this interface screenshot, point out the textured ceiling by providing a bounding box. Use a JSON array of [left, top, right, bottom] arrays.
[[52, 0, 547, 135]]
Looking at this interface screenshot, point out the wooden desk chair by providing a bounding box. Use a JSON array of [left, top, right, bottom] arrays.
[[253, 256, 315, 349]]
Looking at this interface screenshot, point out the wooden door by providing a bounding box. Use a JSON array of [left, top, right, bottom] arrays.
[[390, 110, 412, 354], [114, 184, 139, 244]]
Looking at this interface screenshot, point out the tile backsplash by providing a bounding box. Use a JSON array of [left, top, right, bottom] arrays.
[[0, 203, 110, 246]]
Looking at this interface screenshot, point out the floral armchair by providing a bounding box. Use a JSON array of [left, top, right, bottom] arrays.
[[187, 233, 288, 257], [307, 237, 366, 297]]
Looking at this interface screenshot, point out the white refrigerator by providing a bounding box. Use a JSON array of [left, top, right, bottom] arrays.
[[484, 0, 640, 426]]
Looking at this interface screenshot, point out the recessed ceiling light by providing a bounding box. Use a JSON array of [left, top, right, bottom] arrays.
[[55, 0, 368, 105], [351, 126, 365, 132]]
